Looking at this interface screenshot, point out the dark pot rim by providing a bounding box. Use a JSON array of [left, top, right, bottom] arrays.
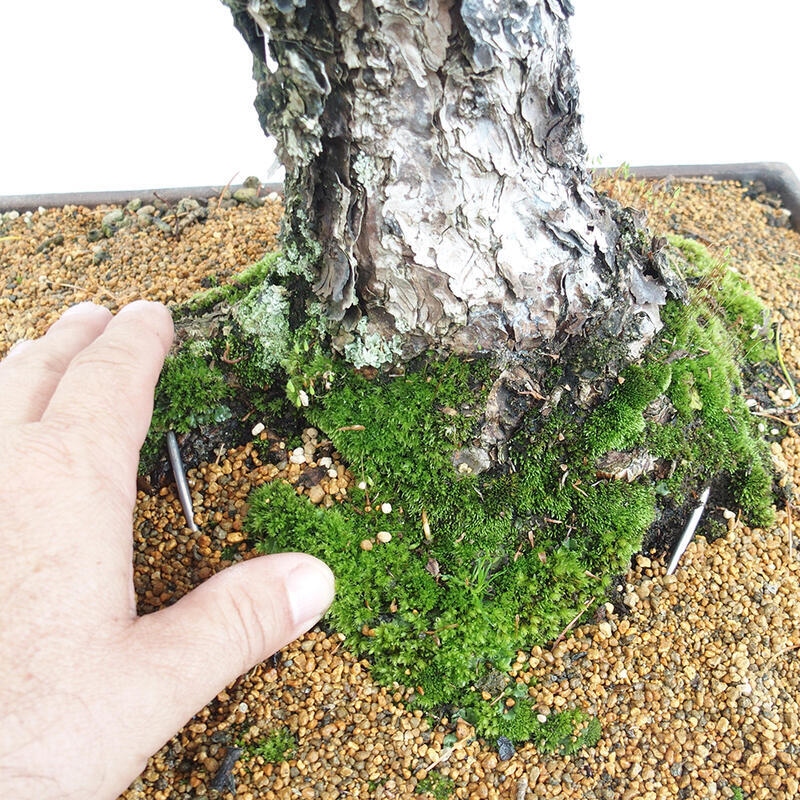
[[2, 162, 799, 231], [592, 161, 800, 232], [0, 182, 284, 214]]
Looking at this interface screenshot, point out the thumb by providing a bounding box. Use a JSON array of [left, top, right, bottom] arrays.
[[125, 553, 334, 745]]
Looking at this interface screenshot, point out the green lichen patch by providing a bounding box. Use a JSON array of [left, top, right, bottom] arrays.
[[242, 238, 776, 750]]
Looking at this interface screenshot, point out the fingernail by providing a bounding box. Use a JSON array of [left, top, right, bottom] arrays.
[[62, 301, 104, 317], [287, 559, 335, 631], [116, 300, 167, 317]]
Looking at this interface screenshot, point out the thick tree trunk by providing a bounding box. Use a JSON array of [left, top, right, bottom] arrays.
[[224, 0, 672, 361]]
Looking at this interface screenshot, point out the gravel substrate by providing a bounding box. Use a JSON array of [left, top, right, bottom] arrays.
[[1, 176, 800, 800]]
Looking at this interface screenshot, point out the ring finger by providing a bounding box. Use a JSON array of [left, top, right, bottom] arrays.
[[0, 303, 112, 425]]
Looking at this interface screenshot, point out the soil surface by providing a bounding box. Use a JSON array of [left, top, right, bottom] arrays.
[[1, 177, 800, 800]]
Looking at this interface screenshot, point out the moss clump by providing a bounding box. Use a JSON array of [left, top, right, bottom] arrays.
[[490, 703, 601, 755], [453, 679, 601, 753], [415, 771, 455, 799], [140, 341, 234, 471], [152, 342, 233, 433], [669, 236, 774, 363], [146, 229, 772, 751], [647, 237, 776, 525], [243, 237, 775, 749], [240, 728, 297, 763]]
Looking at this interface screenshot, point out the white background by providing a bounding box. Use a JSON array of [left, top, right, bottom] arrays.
[[1, 0, 799, 195]]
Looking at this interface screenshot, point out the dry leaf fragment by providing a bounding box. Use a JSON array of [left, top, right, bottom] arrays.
[[426, 557, 441, 579]]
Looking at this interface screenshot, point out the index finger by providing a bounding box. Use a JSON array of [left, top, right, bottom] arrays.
[[42, 301, 174, 454]]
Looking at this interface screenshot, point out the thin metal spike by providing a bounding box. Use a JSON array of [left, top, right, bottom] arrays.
[[666, 486, 710, 576], [166, 430, 198, 532]]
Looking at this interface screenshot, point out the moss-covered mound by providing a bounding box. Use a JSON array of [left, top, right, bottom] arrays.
[[145, 237, 776, 747]]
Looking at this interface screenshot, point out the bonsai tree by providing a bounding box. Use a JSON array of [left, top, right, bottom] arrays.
[[151, 0, 774, 738]]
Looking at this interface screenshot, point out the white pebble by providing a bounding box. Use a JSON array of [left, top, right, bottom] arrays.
[[327, 468, 338, 479], [380, 502, 393, 514], [377, 531, 392, 543], [358, 481, 368, 490], [251, 421, 265, 436], [318, 456, 333, 468], [289, 447, 307, 465]]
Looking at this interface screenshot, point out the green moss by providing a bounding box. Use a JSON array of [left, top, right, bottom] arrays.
[[501, 705, 601, 754], [582, 363, 671, 457], [152, 342, 233, 433], [455, 683, 601, 754], [415, 771, 455, 800], [669, 236, 775, 363], [139, 340, 234, 472], [152, 232, 773, 752], [179, 252, 281, 316], [240, 728, 297, 763], [243, 236, 776, 716]]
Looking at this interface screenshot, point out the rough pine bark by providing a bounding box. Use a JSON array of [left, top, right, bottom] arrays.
[[224, 0, 675, 361]]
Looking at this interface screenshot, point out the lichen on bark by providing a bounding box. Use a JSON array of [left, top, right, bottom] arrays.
[[224, 0, 679, 363]]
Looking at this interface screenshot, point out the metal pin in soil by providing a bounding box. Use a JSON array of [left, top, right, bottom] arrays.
[[166, 430, 198, 532], [666, 485, 710, 576]]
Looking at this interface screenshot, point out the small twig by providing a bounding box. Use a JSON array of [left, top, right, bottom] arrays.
[[421, 508, 432, 541], [216, 172, 239, 207], [220, 341, 246, 364], [584, 569, 601, 580], [752, 410, 800, 427], [47, 280, 118, 303], [423, 746, 454, 771], [571, 481, 588, 498], [553, 596, 595, 647], [775, 319, 798, 403]]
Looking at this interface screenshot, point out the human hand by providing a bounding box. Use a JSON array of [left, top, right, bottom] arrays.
[[0, 301, 335, 799]]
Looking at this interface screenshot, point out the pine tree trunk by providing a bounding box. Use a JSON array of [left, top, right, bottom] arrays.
[[224, 0, 672, 361]]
